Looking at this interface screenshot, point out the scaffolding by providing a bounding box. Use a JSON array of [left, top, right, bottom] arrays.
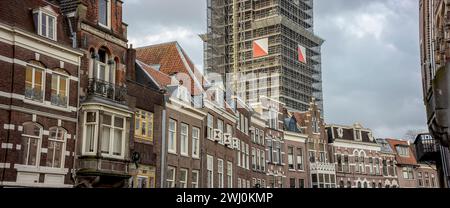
[[204, 0, 324, 112]]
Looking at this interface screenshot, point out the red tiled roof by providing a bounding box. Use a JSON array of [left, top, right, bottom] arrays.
[[136, 42, 204, 96], [292, 112, 307, 127], [137, 60, 172, 88], [385, 139, 418, 166]]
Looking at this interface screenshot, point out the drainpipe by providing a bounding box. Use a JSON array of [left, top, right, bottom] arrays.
[[160, 106, 167, 188]]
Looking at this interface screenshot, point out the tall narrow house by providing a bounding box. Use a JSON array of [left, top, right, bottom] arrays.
[[203, 0, 324, 112], [59, 0, 134, 187]]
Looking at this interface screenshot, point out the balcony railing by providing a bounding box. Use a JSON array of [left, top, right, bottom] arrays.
[[87, 79, 127, 103], [25, 87, 44, 102], [415, 134, 441, 162]]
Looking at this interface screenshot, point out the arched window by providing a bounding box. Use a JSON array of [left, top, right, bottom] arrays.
[[25, 61, 45, 102], [363, 182, 368, 188], [96, 47, 114, 83], [372, 182, 376, 188], [378, 183, 382, 188], [347, 181, 352, 188], [21, 123, 42, 166], [357, 182, 362, 188], [47, 127, 66, 168]]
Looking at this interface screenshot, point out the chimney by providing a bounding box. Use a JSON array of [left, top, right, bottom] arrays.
[[126, 45, 136, 81]]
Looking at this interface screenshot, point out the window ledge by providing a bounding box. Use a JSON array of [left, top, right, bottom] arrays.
[[14, 164, 69, 175]]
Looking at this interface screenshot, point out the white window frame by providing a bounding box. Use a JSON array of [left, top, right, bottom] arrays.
[[167, 166, 176, 188], [192, 127, 200, 159], [21, 123, 43, 167], [227, 161, 233, 188], [98, 0, 112, 29], [82, 111, 99, 156], [192, 170, 199, 188], [50, 71, 69, 107], [100, 114, 126, 159], [168, 119, 177, 154], [180, 123, 189, 156], [218, 159, 224, 188], [33, 8, 57, 41], [47, 127, 67, 169], [179, 168, 188, 188], [25, 65, 45, 102], [207, 114, 214, 140], [207, 155, 214, 188]]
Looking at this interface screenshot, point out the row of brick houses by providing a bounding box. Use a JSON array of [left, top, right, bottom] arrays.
[[0, 0, 440, 188]]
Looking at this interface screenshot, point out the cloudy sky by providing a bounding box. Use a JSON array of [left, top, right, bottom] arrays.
[[123, 0, 426, 139]]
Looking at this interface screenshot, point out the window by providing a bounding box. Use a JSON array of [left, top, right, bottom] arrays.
[[95, 48, 114, 83], [238, 178, 242, 188], [288, 147, 294, 170], [273, 141, 280, 164], [33, 9, 57, 40], [337, 155, 342, 172], [168, 119, 177, 154], [240, 113, 245, 132], [246, 144, 250, 169], [227, 162, 233, 188], [267, 139, 273, 163], [355, 130, 362, 141], [84, 112, 97, 154], [312, 116, 319, 133], [290, 178, 296, 188], [319, 152, 326, 163], [25, 64, 45, 102], [218, 159, 224, 188], [431, 174, 436, 187], [297, 148, 304, 170], [309, 151, 315, 163], [100, 114, 125, 158], [21, 123, 42, 166], [192, 127, 200, 158], [207, 114, 213, 140], [396, 145, 410, 157], [261, 150, 266, 171], [402, 167, 414, 179], [98, 0, 110, 27], [262, 179, 266, 188], [418, 172, 423, 187], [167, 166, 176, 188], [47, 127, 66, 168], [217, 119, 224, 144], [51, 70, 69, 107], [244, 117, 249, 135], [180, 123, 189, 156], [226, 124, 233, 136], [241, 142, 246, 168], [299, 179, 305, 188], [256, 149, 261, 170], [252, 147, 256, 170], [268, 108, 278, 129], [179, 169, 188, 188], [135, 110, 154, 142], [207, 155, 214, 188], [344, 155, 349, 173], [192, 170, 199, 188], [136, 176, 148, 188]]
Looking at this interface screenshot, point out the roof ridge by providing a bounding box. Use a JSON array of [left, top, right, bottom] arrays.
[[135, 41, 178, 50]]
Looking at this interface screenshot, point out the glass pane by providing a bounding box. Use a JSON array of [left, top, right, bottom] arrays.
[[87, 112, 96, 122], [47, 141, 55, 167], [114, 117, 124, 128], [101, 126, 110, 154], [21, 138, 30, 165], [51, 75, 58, 95], [85, 125, 95, 152], [23, 124, 40, 137], [34, 69, 43, 91], [98, 0, 108, 25], [103, 115, 112, 125], [113, 129, 122, 156], [28, 138, 38, 166], [48, 16, 54, 39], [59, 77, 67, 96], [41, 14, 47, 36], [53, 142, 63, 168], [26, 67, 33, 88]]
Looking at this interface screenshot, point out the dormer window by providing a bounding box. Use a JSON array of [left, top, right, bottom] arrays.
[[354, 129, 362, 141], [396, 145, 410, 157], [176, 84, 191, 103], [98, 0, 111, 28], [33, 8, 57, 41]]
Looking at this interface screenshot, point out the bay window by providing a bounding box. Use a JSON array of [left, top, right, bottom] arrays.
[[21, 123, 42, 166], [100, 114, 125, 158], [47, 127, 66, 168], [168, 119, 177, 154], [135, 110, 154, 142], [25, 63, 44, 102], [180, 123, 189, 156], [51, 70, 69, 107], [192, 127, 200, 158]]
